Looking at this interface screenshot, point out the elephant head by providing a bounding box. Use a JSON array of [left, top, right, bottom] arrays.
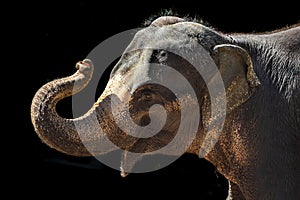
[[31, 16, 260, 175]]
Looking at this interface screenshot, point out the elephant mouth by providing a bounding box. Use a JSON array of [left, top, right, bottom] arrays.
[[93, 97, 179, 177]]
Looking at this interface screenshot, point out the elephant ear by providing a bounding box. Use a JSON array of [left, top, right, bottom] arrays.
[[212, 44, 261, 111]]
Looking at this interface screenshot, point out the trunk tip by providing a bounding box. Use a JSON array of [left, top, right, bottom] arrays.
[[76, 59, 94, 74]]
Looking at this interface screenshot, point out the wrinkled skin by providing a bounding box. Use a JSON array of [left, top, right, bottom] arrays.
[[31, 16, 300, 199]]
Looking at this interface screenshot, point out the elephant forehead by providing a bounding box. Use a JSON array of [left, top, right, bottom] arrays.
[[127, 25, 197, 51], [127, 22, 225, 53]]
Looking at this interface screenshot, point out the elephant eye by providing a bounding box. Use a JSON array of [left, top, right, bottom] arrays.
[[157, 50, 168, 63]]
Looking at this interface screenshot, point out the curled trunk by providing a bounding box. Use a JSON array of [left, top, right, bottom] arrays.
[[31, 59, 114, 156]]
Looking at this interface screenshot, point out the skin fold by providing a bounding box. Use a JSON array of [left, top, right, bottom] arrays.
[[31, 16, 299, 199]]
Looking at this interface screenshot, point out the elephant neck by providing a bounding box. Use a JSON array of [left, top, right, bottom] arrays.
[[204, 92, 300, 199]]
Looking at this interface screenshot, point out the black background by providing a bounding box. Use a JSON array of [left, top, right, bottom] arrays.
[[10, 0, 299, 199]]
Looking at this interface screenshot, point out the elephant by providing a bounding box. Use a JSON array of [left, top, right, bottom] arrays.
[[31, 16, 300, 199]]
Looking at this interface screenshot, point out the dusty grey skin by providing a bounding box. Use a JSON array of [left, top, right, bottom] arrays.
[[31, 16, 300, 199]]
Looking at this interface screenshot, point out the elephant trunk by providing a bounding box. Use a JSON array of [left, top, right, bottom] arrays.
[[31, 59, 126, 156]]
